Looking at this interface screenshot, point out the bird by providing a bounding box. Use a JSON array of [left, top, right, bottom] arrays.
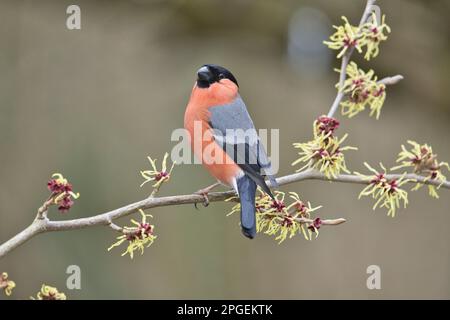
[[184, 64, 277, 239]]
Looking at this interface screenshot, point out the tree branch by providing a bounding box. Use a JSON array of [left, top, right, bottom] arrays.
[[1, 168, 448, 259], [378, 75, 404, 86], [328, 0, 383, 118]]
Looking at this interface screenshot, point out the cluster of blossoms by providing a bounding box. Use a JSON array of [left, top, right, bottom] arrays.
[[47, 173, 80, 213], [339, 62, 386, 119], [0, 272, 16, 297], [31, 284, 66, 300], [140, 153, 175, 190], [292, 116, 357, 178], [392, 141, 450, 198], [108, 210, 157, 259], [324, 13, 391, 61], [356, 163, 410, 217], [227, 191, 322, 243], [2, 276, 66, 300]]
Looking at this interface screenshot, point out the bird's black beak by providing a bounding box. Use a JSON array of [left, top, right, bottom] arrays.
[[196, 66, 213, 88]]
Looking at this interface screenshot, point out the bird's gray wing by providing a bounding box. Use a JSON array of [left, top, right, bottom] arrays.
[[208, 95, 277, 194]]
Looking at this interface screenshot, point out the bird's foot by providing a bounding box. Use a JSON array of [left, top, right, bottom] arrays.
[[194, 191, 210, 208], [193, 182, 221, 209]]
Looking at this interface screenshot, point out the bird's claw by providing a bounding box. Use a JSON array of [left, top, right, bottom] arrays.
[[194, 191, 210, 209], [193, 182, 220, 209]]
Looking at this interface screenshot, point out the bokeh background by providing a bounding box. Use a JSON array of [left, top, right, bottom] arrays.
[[1, 0, 449, 299]]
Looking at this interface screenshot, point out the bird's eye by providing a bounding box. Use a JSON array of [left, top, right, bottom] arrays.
[[218, 73, 225, 80]]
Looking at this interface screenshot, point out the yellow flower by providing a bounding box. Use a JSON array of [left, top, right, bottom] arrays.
[[108, 210, 157, 259], [292, 117, 357, 179], [391, 141, 449, 198], [0, 272, 16, 296], [227, 190, 322, 243], [324, 16, 363, 58], [324, 13, 391, 61], [32, 284, 66, 300], [140, 153, 175, 189], [360, 13, 391, 60], [356, 163, 410, 217], [339, 62, 386, 119]]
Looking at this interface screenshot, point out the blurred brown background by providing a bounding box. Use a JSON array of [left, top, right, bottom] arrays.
[[1, 0, 449, 299]]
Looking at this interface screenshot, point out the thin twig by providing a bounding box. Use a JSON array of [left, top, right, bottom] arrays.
[[295, 217, 347, 226], [378, 75, 404, 86], [108, 221, 124, 233]]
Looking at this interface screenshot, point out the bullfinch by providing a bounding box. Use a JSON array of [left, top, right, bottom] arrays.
[[184, 64, 277, 239]]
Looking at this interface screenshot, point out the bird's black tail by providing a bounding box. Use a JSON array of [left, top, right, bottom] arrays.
[[236, 175, 257, 239]]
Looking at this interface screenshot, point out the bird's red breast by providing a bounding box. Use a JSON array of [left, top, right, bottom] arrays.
[[184, 79, 242, 185]]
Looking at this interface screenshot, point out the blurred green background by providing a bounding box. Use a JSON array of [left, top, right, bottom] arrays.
[[1, 0, 449, 299]]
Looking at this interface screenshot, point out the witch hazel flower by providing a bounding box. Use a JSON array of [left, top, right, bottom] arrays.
[[227, 190, 322, 243], [225, 188, 277, 217], [254, 191, 296, 243], [31, 284, 66, 300], [308, 217, 323, 233], [288, 192, 323, 237], [315, 116, 340, 136], [259, 191, 322, 243], [140, 153, 175, 190], [391, 141, 450, 198], [108, 209, 157, 259], [292, 116, 357, 179], [324, 16, 364, 58], [360, 13, 391, 60], [324, 12, 391, 61], [339, 62, 386, 119], [0, 272, 16, 297], [356, 163, 411, 217], [46, 173, 80, 213]]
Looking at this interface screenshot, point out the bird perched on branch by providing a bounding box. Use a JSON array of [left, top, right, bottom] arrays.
[[184, 64, 277, 239]]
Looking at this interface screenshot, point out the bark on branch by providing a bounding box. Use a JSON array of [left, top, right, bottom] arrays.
[[1, 169, 448, 259]]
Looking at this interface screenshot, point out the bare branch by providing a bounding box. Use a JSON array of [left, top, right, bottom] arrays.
[[328, 0, 379, 118], [0, 219, 47, 259], [1, 168, 448, 259]]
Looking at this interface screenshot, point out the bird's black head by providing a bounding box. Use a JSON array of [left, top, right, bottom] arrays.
[[196, 64, 239, 88]]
